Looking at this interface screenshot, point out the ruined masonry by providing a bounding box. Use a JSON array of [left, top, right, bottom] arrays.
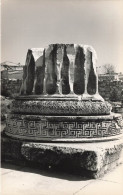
[[3, 44, 123, 178]]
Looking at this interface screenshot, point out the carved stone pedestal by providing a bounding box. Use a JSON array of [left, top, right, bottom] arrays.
[[2, 44, 123, 178]]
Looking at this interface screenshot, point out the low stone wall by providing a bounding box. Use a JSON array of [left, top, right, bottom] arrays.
[[1, 78, 123, 101], [98, 80, 123, 101], [1, 79, 22, 97]]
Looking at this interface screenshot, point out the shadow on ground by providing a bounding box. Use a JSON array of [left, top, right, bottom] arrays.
[[1, 161, 92, 182]]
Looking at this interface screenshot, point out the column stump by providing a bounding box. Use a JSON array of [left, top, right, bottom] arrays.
[[2, 44, 123, 178]]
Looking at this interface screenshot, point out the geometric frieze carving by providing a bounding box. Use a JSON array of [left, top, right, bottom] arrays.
[[6, 114, 123, 140]]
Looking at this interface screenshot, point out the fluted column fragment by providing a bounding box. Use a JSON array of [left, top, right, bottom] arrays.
[[20, 49, 35, 95], [66, 44, 76, 95], [45, 44, 57, 95], [74, 45, 85, 95], [61, 45, 70, 95], [87, 50, 97, 95], [33, 48, 45, 94], [20, 44, 102, 101]]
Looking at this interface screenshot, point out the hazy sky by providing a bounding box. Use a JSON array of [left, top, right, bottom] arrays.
[[1, 0, 123, 72]]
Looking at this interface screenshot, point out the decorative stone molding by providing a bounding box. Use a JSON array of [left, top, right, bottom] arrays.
[[11, 98, 111, 115], [6, 113, 123, 141]]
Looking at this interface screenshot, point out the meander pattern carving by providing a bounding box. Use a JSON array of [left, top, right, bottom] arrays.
[[6, 117, 122, 138]]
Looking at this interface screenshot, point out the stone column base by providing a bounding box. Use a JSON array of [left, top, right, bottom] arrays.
[[1, 132, 123, 179]]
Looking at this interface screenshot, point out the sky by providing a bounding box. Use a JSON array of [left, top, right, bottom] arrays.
[[1, 0, 123, 73]]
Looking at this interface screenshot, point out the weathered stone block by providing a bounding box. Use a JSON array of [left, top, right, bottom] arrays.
[[1, 132, 123, 178]]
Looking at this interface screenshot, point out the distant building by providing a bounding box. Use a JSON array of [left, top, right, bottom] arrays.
[[1, 61, 24, 80], [98, 73, 120, 81], [118, 73, 123, 81]]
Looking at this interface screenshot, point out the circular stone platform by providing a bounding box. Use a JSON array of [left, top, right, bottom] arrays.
[[11, 96, 111, 115]]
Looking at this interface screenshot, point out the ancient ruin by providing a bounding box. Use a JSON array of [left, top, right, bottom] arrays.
[[2, 44, 123, 178]]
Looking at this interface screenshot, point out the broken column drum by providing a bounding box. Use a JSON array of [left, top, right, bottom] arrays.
[[5, 44, 123, 142]]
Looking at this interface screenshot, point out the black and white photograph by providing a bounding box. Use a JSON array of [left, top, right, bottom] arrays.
[[1, 0, 123, 195]]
